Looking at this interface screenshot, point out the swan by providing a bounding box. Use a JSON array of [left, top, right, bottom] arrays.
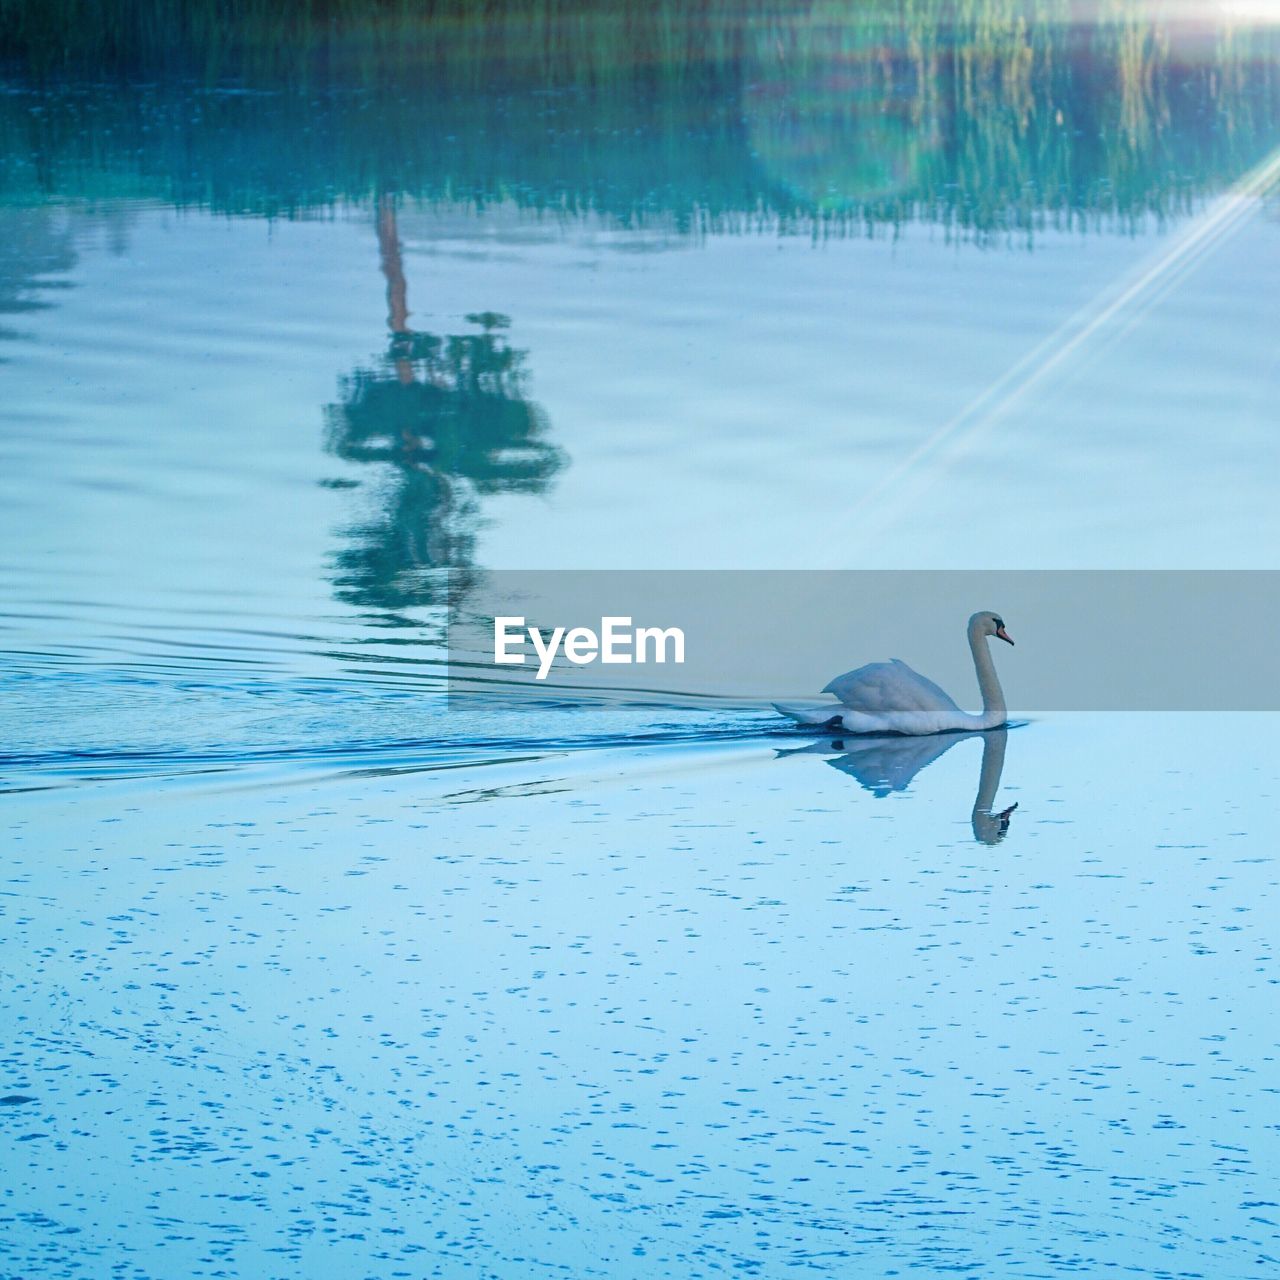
[[774, 611, 1014, 736]]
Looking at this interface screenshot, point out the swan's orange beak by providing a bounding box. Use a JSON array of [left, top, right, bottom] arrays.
[[996, 625, 1014, 645]]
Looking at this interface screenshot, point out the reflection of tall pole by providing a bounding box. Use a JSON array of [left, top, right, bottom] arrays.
[[376, 192, 415, 387]]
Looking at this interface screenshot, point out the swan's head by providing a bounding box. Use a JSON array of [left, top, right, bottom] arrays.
[[970, 610, 1014, 645]]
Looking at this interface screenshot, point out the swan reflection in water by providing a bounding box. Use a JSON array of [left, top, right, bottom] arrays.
[[778, 727, 1017, 845]]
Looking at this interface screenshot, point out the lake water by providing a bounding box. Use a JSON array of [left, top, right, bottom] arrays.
[[3, 4, 1279, 1277]]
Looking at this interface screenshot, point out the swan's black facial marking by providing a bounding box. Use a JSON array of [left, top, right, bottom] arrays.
[[992, 616, 1004, 628]]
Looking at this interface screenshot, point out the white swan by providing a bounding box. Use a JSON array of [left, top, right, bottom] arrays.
[[774, 611, 1014, 736]]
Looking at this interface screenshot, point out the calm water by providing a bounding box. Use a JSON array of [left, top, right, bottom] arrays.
[[3, 4, 1280, 1276]]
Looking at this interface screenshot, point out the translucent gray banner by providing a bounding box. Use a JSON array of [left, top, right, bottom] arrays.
[[447, 571, 1280, 711]]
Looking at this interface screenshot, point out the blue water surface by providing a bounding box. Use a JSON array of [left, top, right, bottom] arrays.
[[2, 3, 1280, 1276]]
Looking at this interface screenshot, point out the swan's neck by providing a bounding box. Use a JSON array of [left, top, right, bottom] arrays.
[[969, 626, 1007, 729]]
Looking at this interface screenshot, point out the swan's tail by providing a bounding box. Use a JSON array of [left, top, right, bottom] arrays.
[[773, 701, 844, 728]]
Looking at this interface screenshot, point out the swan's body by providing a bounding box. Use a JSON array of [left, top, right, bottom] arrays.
[[774, 611, 1014, 736]]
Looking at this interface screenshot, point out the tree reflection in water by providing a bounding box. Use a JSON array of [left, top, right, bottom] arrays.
[[324, 197, 564, 615], [0, 209, 79, 343]]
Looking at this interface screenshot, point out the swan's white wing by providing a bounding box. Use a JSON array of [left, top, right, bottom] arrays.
[[822, 659, 962, 715]]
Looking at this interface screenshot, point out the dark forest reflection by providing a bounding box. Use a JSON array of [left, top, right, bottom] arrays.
[[323, 199, 564, 615], [779, 727, 1016, 844], [3, 3, 1278, 239]]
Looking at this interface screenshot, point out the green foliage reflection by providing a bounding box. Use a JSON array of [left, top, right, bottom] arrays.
[[2, 1, 1277, 238], [323, 204, 564, 614]]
